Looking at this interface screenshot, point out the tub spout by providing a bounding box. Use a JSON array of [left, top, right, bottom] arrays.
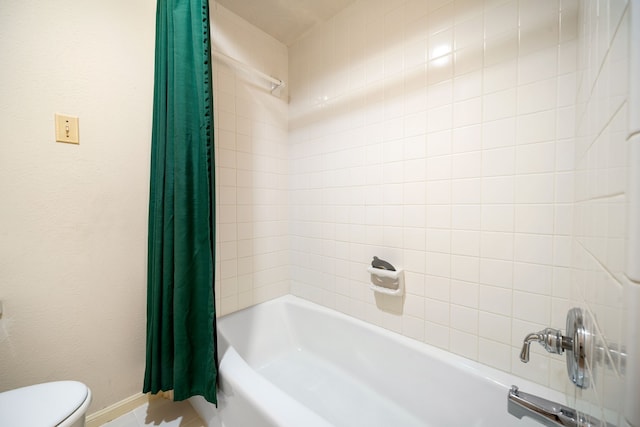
[[507, 386, 612, 427]]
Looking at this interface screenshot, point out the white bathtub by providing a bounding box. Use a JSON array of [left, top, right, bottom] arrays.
[[190, 295, 565, 427]]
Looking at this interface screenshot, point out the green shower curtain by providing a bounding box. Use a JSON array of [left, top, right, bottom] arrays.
[[143, 0, 217, 404]]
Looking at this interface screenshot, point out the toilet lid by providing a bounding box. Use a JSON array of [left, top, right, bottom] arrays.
[[0, 381, 89, 426]]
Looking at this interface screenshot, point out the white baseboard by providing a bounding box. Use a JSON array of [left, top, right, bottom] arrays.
[[86, 393, 149, 427]]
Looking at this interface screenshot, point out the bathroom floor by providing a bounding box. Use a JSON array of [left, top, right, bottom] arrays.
[[101, 398, 204, 427]]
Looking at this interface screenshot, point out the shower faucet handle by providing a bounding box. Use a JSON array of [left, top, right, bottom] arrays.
[[519, 308, 590, 389], [519, 327, 573, 363]]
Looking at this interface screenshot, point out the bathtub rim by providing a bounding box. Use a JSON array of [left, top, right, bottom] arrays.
[[195, 294, 568, 427], [218, 294, 565, 400]]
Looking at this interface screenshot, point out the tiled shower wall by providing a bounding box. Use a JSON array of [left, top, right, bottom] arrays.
[[573, 1, 634, 426], [289, 0, 579, 391], [211, 0, 638, 424], [211, 2, 290, 316]]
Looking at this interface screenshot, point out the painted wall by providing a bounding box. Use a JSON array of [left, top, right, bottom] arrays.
[[211, 2, 290, 316], [0, 0, 289, 413], [0, 0, 155, 412]]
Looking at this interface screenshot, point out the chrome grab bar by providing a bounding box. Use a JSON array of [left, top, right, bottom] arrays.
[[507, 386, 613, 427]]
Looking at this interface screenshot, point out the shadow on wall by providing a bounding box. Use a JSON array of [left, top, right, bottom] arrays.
[[289, 13, 562, 137]]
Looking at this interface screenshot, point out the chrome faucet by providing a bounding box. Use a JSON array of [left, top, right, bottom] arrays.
[[519, 327, 574, 363], [519, 308, 627, 390], [507, 386, 614, 427], [513, 308, 627, 426], [518, 308, 589, 388]]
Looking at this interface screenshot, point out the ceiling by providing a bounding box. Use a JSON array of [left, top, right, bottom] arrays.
[[216, 0, 357, 46]]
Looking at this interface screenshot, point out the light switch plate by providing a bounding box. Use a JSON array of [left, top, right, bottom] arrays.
[[55, 113, 79, 144]]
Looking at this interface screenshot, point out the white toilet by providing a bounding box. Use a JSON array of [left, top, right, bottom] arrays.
[[0, 381, 92, 426]]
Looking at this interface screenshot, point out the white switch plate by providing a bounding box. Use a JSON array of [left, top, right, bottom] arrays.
[[55, 113, 79, 144]]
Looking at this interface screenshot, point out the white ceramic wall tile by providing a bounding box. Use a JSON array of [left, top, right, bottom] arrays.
[[515, 174, 555, 204], [480, 231, 514, 260], [482, 147, 515, 177], [452, 152, 481, 178], [555, 139, 575, 171], [627, 135, 640, 281], [452, 178, 481, 204], [425, 298, 450, 325], [453, 14, 483, 50], [451, 229, 480, 256], [196, 2, 639, 423], [518, 0, 560, 55], [481, 205, 514, 234], [513, 290, 551, 325], [479, 258, 513, 288], [513, 262, 553, 295], [630, 0, 640, 136], [514, 204, 555, 234], [510, 347, 551, 385], [451, 304, 478, 334], [484, 31, 519, 66], [623, 280, 640, 425], [425, 228, 450, 253], [427, 105, 454, 133], [402, 315, 425, 341], [426, 130, 452, 157], [452, 124, 482, 153], [454, 45, 484, 76], [451, 254, 479, 282], [515, 142, 556, 174], [483, 88, 517, 121], [425, 248, 451, 277], [516, 110, 557, 145], [478, 284, 512, 316], [484, 0, 518, 40], [517, 79, 558, 115], [482, 176, 514, 204], [424, 320, 450, 349], [426, 206, 451, 229], [484, 60, 518, 94], [478, 311, 512, 344], [452, 205, 481, 230], [426, 180, 451, 204], [425, 275, 450, 302], [427, 2, 455, 34], [453, 71, 482, 101], [568, 2, 634, 424], [482, 117, 516, 149], [518, 47, 559, 85], [514, 233, 554, 265], [450, 329, 478, 359], [478, 337, 512, 370], [453, 97, 482, 127], [212, 4, 289, 314], [450, 279, 478, 307]]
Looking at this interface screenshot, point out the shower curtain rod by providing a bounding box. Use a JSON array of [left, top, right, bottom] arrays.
[[212, 49, 286, 94]]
